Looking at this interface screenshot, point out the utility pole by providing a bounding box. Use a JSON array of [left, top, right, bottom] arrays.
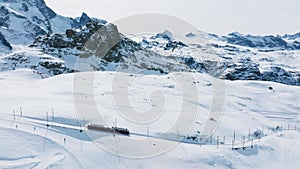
[[199, 137, 202, 147], [147, 127, 150, 139], [242, 136, 245, 149], [46, 112, 49, 127], [177, 124, 179, 142], [233, 130, 235, 143], [52, 109, 54, 121], [20, 106, 22, 117], [248, 129, 251, 141], [13, 109, 15, 120], [210, 131, 213, 144]]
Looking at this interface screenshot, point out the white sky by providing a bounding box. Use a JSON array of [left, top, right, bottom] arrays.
[[45, 0, 300, 36]]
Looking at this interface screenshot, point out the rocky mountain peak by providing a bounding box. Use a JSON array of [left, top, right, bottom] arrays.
[[78, 12, 90, 26]]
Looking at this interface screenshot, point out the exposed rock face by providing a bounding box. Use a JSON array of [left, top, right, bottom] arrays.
[[0, 31, 12, 51], [31, 20, 120, 58], [224, 57, 261, 80], [261, 67, 300, 86], [31, 20, 192, 74]]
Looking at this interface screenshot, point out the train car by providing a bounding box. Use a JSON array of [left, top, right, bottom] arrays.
[[87, 124, 130, 136], [113, 127, 130, 135], [87, 124, 115, 133]]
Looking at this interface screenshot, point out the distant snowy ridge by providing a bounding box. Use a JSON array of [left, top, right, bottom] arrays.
[[221, 32, 300, 51]]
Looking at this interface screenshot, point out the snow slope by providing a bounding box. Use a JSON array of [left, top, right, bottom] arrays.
[[0, 69, 299, 168]]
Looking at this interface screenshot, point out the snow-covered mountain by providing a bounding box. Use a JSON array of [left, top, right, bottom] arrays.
[[0, 0, 299, 86], [0, 0, 83, 45], [0, 1, 299, 169], [132, 31, 300, 86], [30, 20, 195, 74]]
